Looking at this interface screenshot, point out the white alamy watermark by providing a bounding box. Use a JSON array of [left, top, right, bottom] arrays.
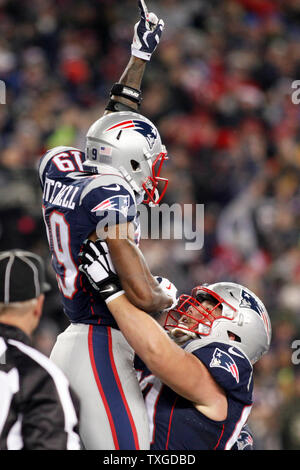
[[291, 80, 300, 105], [96, 203, 205, 251], [0, 80, 6, 104], [291, 340, 300, 365]]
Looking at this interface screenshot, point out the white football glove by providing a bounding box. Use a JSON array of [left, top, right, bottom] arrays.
[[131, 0, 165, 61], [155, 276, 178, 312], [78, 239, 125, 304]]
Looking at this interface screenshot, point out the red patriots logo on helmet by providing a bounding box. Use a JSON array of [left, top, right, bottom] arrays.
[[105, 119, 158, 149], [240, 290, 270, 341]]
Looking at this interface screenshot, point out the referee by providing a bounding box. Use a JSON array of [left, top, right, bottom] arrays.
[[0, 249, 81, 450]]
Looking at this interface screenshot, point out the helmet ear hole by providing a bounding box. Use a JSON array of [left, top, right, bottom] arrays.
[[131, 160, 141, 172], [228, 331, 241, 342]]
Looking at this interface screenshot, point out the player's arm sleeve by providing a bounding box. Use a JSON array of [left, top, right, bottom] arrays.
[[186, 341, 253, 398], [21, 367, 81, 450], [81, 180, 137, 230]]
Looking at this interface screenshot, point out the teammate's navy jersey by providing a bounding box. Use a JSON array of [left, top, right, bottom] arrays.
[[39, 146, 140, 327], [135, 339, 253, 450]]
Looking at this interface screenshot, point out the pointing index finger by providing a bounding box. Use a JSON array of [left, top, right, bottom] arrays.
[[138, 0, 149, 20]]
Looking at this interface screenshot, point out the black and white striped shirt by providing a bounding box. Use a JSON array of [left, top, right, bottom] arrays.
[[0, 324, 81, 450]]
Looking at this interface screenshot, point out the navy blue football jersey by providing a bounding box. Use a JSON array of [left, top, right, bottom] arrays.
[[39, 146, 140, 327], [135, 339, 254, 450]]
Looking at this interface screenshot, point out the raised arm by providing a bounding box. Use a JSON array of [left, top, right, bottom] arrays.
[[104, 0, 164, 115], [87, 1, 170, 313]]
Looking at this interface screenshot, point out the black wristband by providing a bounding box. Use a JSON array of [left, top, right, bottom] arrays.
[[97, 278, 123, 302], [105, 99, 138, 113], [110, 83, 142, 105]]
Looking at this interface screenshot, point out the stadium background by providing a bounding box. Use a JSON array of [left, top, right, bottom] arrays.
[[0, 0, 300, 450]]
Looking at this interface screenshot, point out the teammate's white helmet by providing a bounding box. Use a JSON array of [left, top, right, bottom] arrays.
[[83, 111, 168, 205], [165, 282, 272, 364]]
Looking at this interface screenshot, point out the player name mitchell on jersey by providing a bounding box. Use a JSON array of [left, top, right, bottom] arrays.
[[43, 176, 79, 210]]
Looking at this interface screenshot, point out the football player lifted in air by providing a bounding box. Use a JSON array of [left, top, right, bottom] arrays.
[[78, 239, 272, 450], [39, 1, 174, 450]]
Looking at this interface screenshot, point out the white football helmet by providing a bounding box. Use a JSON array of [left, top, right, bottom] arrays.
[[83, 111, 168, 205], [165, 282, 272, 364]]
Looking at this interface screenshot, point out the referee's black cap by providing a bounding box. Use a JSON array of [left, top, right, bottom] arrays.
[[0, 249, 51, 304]]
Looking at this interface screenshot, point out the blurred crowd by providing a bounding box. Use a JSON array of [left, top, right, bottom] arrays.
[[0, 0, 300, 450]]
